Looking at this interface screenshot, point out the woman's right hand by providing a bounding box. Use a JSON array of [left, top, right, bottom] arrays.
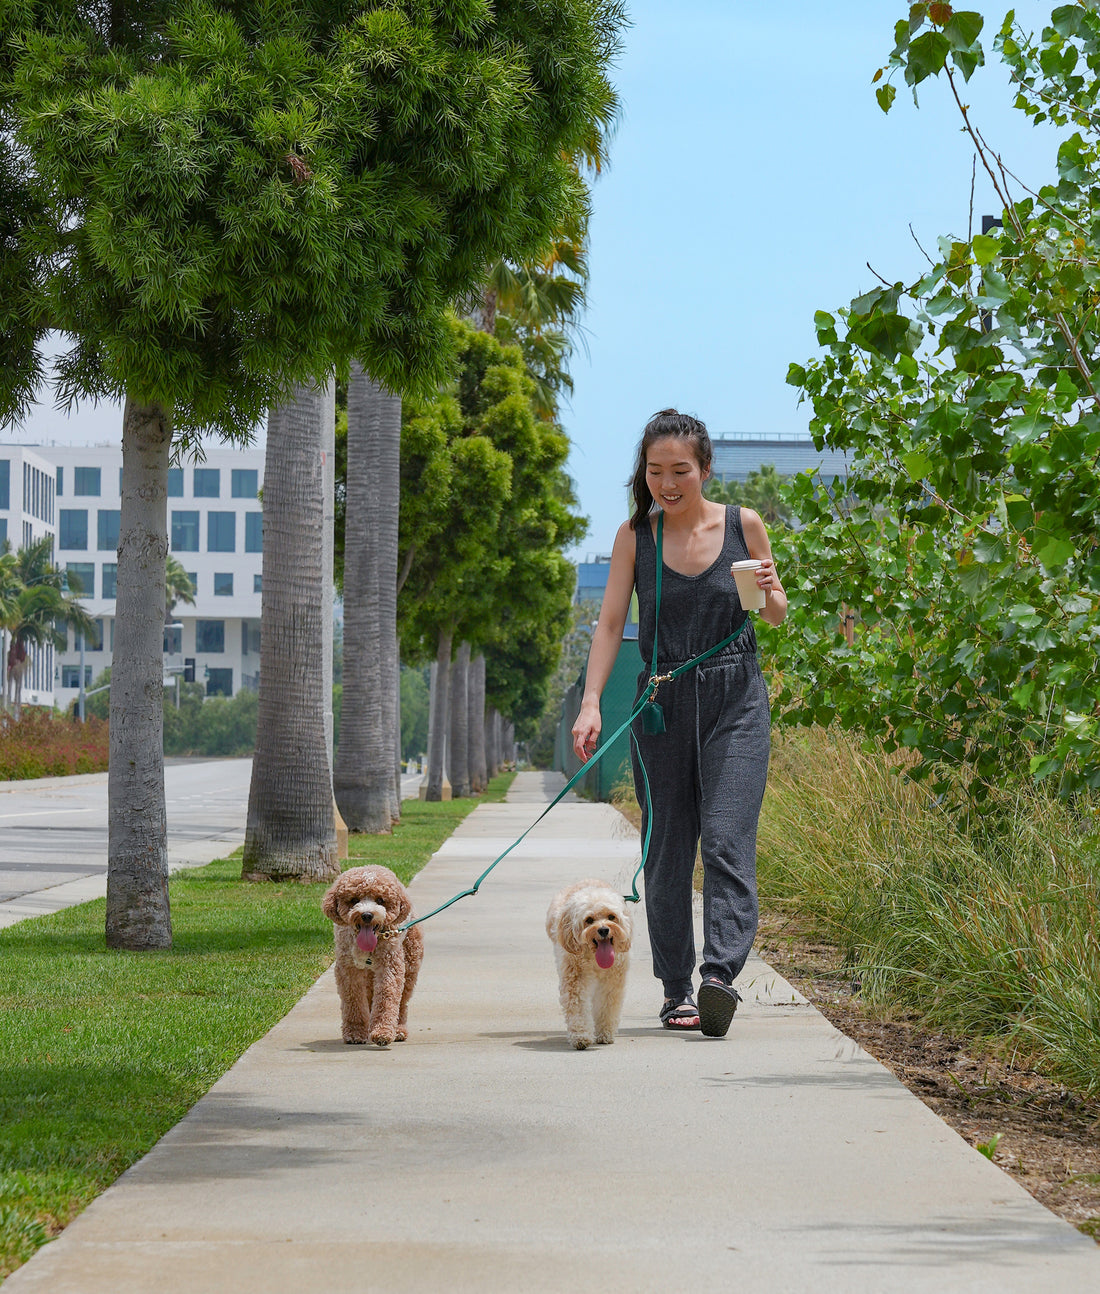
[[571, 702, 602, 763]]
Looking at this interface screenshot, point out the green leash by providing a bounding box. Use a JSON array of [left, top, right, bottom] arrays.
[[399, 512, 750, 931]]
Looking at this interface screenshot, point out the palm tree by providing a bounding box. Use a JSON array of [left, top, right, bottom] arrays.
[[242, 380, 339, 882], [448, 639, 471, 797], [105, 399, 175, 949], [333, 366, 402, 832], [705, 465, 793, 528], [2, 538, 95, 718], [165, 555, 196, 614]]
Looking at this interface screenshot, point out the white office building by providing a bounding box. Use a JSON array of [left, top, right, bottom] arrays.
[[0, 445, 61, 709], [0, 441, 265, 710]]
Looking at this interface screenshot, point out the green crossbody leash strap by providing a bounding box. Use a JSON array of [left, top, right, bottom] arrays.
[[399, 511, 750, 930]]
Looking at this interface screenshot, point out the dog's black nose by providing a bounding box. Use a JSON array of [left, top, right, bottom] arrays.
[[597, 925, 610, 938]]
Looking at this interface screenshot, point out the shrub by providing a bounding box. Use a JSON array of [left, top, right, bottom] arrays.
[[0, 710, 109, 780]]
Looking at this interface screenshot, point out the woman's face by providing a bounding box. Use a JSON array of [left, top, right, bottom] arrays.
[[645, 436, 708, 514]]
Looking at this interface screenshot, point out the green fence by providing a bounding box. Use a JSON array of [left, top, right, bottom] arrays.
[[554, 637, 642, 801]]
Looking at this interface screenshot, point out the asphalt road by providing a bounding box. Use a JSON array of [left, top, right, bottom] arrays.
[[0, 758, 255, 903], [0, 760, 425, 909]]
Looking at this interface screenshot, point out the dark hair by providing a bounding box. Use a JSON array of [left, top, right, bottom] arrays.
[[628, 408, 713, 528]]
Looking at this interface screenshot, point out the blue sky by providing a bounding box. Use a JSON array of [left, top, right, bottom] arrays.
[[563, 0, 1060, 556], [14, 1, 1063, 559]]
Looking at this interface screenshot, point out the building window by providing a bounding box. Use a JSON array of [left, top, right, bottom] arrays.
[[88, 618, 104, 651], [66, 561, 94, 598], [206, 667, 233, 697], [74, 466, 101, 496], [254, 573, 262, 593], [167, 467, 183, 497], [171, 510, 200, 552], [187, 571, 198, 595], [0, 458, 9, 510], [0, 518, 6, 545], [163, 625, 182, 655], [207, 512, 235, 552], [97, 509, 120, 551], [232, 468, 258, 499], [195, 620, 225, 652], [213, 572, 233, 596], [102, 563, 117, 599], [54, 464, 62, 498], [59, 509, 88, 550], [193, 468, 220, 497], [62, 665, 93, 688], [245, 512, 263, 553], [242, 620, 260, 655]]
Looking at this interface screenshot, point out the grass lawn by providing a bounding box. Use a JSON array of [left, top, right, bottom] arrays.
[[0, 773, 514, 1281]]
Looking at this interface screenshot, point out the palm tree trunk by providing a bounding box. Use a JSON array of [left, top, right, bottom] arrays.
[[486, 705, 500, 777], [424, 626, 453, 801], [333, 367, 400, 832], [468, 652, 488, 792], [242, 381, 339, 881], [448, 640, 470, 797], [392, 665, 403, 820], [106, 397, 172, 950]]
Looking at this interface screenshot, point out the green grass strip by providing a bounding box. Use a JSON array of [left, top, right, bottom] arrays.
[[0, 772, 514, 1281]]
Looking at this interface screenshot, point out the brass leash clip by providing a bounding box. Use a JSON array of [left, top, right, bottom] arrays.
[[647, 670, 674, 707]]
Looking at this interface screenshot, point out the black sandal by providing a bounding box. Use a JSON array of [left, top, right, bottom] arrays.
[[698, 978, 741, 1037], [659, 996, 701, 1030]]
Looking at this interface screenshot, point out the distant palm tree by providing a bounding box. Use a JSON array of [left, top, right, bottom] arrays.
[[706, 464, 793, 528], [2, 537, 95, 718], [165, 555, 196, 614]]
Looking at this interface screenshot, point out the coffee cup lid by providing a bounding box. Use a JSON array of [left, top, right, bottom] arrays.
[[729, 559, 762, 571]]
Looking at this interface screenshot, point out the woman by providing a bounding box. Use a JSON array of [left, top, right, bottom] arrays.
[[571, 409, 787, 1036]]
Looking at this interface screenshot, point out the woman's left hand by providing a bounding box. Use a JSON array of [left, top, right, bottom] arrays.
[[755, 558, 778, 595]]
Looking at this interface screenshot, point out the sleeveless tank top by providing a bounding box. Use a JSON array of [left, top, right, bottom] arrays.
[[634, 505, 758, 666]]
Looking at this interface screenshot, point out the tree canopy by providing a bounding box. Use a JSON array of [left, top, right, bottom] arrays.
[[1, 0, 626, 440], [398, 319, 584, 735], [781, 3, 1100, 798]]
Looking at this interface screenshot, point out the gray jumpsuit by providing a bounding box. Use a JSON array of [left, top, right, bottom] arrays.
[[631, 505, 771, 1002]]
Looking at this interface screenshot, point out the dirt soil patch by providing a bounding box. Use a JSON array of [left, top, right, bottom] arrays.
[[757, 910, 1100, 1243]]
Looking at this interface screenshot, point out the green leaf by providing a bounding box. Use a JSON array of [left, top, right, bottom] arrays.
[[1008, 409, 1053, 444], [971, 233, 999, 266], [876, 83, 897, 113], [1003, 494, 1033, 531], [1034, 534, 1074, 568], [944, 11, 984, 49], [902, 450, 934, 480], [1051, 5, 1084, 37], [907, 31, 951, 83], [950, 47, 982, 80]]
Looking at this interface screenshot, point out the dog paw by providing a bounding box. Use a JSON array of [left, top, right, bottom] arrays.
[[394, 1028, 408, 1042], [369, 1030, 395, 1047], [343, 1034, 369, 1045], [594, 1032, 615, 1045], [568, 1034, 594, 1050]]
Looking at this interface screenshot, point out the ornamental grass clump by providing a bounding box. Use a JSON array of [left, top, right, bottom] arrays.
[[758, 728, 1100, 1098]]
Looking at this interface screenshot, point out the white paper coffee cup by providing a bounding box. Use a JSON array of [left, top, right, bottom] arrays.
[[730, 559, 766, 610]]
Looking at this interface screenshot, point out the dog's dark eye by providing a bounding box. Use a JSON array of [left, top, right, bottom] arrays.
[[584, 916, 594, 925]]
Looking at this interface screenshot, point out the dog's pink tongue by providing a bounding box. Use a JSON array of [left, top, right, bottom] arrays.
[[356, 926, 378, 954], [595, 939, 615, 969]]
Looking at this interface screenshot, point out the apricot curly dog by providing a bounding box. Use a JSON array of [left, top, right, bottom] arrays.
[[546, 879, 633, 1050], [322, 866, 424, 1046]]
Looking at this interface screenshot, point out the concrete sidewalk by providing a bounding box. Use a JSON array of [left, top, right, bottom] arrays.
[[6, 772, 1098, 1292]]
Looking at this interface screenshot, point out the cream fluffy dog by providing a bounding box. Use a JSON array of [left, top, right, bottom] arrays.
[[546, 879, 633, 1049], [321, 866, 424, 1047]]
